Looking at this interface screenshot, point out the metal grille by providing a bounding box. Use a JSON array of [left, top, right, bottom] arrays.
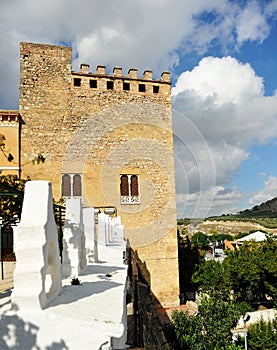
[[131, 175, 139, 196], [120, 175, 129, 196]]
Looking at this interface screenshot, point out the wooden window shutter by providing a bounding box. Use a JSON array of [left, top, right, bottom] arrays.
[[131, 175, 139, 196], [73, 174, 82, 196], [120, 175, 129, 196], [62, 174, 71, 196]]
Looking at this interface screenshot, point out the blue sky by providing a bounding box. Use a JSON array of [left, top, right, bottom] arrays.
[[0, 0, 277, 217]]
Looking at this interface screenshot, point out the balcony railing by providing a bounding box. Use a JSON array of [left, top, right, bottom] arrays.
[[120, 196, 140, 205]]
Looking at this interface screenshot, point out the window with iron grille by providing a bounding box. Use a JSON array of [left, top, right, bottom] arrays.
[[120, 174, 140, 205], [62, 174, 71, 197]]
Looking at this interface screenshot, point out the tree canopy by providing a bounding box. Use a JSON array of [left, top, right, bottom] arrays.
[[190, 238, 277, 303], [223, 239, 277, 302], [172, 291, 245, 350], [174, 233, 277, 349], [0, 174, 26, 225]]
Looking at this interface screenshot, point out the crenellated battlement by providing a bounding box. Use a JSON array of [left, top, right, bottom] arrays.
[[19, 42, 171, 98], [72, 63, 171, 96]]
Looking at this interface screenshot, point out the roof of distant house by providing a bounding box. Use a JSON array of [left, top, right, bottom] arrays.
[[237, 231, 268, 242]]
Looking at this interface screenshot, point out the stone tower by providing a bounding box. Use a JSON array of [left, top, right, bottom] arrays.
[[19, 42, 179, 307]]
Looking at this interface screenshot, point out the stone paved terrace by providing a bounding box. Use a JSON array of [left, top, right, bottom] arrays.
[[0, 243, 128, 349]]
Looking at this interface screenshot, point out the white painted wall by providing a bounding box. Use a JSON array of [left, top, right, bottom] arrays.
[[11, 181, 62, 310], [83, 207, 96, 263], [62, 198, 87, 277]]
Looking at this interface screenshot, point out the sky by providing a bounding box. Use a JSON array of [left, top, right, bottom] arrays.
[[0, 0, 277, 218]]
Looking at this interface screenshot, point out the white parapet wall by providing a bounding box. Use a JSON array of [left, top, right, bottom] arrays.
[[1, 182, 128, 349], [112, 216, 124, 241], [83, 207, 96, 263], [11, 180, 62, 310], [98, 213, 108, 247], [62, 198, 87, 277]]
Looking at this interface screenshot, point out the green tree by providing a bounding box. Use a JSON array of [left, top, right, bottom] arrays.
[[246, 318, 277, 350], [259, 237, 277, 300], [223, 242, 264, 301], [192, 259, 227, 294], [172, 291, 244, 350], [223, 240, 277, 302], [191, 231, 209, 250], [0, 174, 26, 225], [191, 238, 277, 304], [171, 309, 203, 350], [178, 233, 203, 298], [209, 232, 233, 245]]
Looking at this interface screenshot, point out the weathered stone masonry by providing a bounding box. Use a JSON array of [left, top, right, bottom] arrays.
[[19, 42, 179, 307]]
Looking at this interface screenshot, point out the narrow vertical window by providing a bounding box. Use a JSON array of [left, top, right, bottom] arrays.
[[138, 84, 146, 92], [62, 174, 71, 196], [73, 174, 82, 196], [120, 175, 129, 196], [131, 175, 139, 196], [107, 81, 114, 90], [120, 174, 140, 205], [90, 79, 97, 88], [74, 78, 81, 87]]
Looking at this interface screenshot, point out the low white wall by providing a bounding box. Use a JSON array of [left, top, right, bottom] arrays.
[[11, 181, 62, 310], [83, 207, 96, 263], [62, 198, 87, 277]]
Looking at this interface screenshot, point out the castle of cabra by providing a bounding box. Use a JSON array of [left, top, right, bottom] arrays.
[[0, 42, 179, 307]]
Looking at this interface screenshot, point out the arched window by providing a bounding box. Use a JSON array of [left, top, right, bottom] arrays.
[[62, 173, 82, 197], [120, 174, 140, 205], [73, 174, 82, 196], [62, 174, 71, 197], [120, 175, 129, 196], [131, 175, 139, 196]]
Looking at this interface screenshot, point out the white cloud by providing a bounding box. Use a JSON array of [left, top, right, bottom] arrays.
[[249, 176, 277, 205], [172, 56, 277, 216], [209, 186, 243, 215], [172, 56, 264, 104], [176, 185, 243, 218], [236, 1, 270, 45], [265, 0, 277, 16], [0, 0, 275, 108], [0, 0, 276, 217]]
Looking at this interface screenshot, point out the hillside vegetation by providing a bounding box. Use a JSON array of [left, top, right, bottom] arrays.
[[208, 196, 277, 228], [178, 197, 277, 230]]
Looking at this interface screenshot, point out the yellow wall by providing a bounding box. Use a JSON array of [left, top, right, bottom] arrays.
[[19, 42, 180, 307], [0, 111, 20, 177]]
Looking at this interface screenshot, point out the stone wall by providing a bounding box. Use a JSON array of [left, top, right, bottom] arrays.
[[19, 42, 179, 307]]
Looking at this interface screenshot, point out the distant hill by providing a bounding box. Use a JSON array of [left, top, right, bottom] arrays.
[[202, 197, 277, 229], [177, 197, 277, 231], [237, 197, 277, 218]]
